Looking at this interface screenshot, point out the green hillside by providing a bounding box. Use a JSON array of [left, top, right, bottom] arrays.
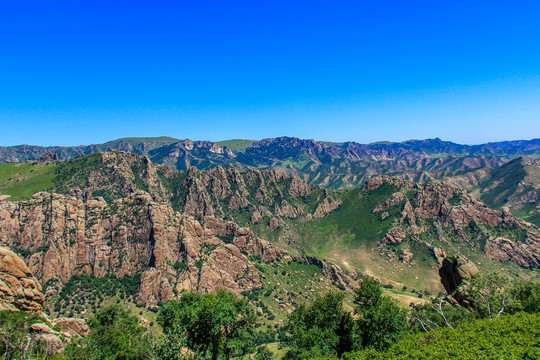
[[0, 163, 58, 201], [216, 139, 257, 152]]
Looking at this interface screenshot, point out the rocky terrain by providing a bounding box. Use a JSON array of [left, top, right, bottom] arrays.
[[0, 150, 538, 318], [443, 157, 540, 226], [0, 183, 353, 308], [0, 246, 89, 354], [363, 176, 540, 268], [0, 246, 44, 311]]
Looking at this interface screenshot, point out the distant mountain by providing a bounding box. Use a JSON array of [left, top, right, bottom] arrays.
[[2, 136, 538, 165], [368, 138, 540, 158], [2, 137, 539, 224], [4, 136, 537, 191]]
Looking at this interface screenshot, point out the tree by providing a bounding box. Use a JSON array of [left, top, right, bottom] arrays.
[[158, 289, 257, 360], [354, 277, 407, 350], [510, 280, 540, 314], [280, 292, 355, 359], [65, 305, 154, 360], [255, 345, 274, 360], [459, 272, 513, 320], [0, 310, 50, 360], [410, 297, 476, 332]]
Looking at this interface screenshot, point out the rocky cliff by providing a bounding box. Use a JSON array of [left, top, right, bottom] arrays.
[[50, 151, 340, 230], [0, 188, 353, 307]]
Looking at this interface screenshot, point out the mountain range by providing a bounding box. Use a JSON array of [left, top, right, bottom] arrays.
[[0, 149, 538, 321], [2, 136, 539, 227]]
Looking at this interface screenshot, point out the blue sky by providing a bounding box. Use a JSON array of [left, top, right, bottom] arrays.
[[0, 1, 539, 146]]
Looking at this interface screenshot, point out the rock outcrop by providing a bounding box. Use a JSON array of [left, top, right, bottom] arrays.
[[0, 247, 44, 311], [37, 152, 59, 165], [438, 255, 479, 294], [366, 176, 540, 269], [53, 318, 90, 337]]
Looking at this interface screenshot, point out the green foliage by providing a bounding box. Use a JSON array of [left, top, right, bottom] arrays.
[[255, 345, 274, 360], [353, 277, 382, 309], [0, 311, 51, 360], [216, 139, 256, 153], [342, 312, 540, 360], [173, 260, 187, 272], [129, 163, 149, 192], [281, 292, 355, 360], [458, 272, 513, 320], [65, 305, 154, 360], [53, 153, 102, 190], [510, 280, 540, 314], [410, 299, 476, 332], [55, 273, 141, 315], [158, 289, 257, 360], [354, 277, 407, 350]]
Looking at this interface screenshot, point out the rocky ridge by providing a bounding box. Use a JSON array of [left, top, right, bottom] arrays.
[[51, 151, 340, 231], [365, 176, 540, 269], [3, 136, 534, 192]]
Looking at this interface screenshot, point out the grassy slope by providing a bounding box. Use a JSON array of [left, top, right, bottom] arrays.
[[247, 184, 445, 292], [0, 163, 58, 201], [105, 136, 180, 145], [216, 139, 257, 152]]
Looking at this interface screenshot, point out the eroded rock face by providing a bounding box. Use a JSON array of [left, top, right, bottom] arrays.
[[37, 152, 59, 165], [0, 191, 264, 305], [313, 198, 342, 218], [0, 247, 44, 311], [53, 318, 90, 337], [0, 190, 355, 305], [383, 227, 407, 244], [485, 236, 540, 268]]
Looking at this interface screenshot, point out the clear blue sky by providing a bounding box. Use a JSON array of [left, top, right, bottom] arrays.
[[1, 1, 539, 146]]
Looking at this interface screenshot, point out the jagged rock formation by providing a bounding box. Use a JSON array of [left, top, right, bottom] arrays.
[[0, 247, 87, 354], [53, 318, 90, 337], [443, 157, 540, 227], [49, 152, 340, 231], [0, 188, 353, 306], [37, 152, 59, 165], [0, 246, 44, 311], [366, 176, 540, 269]]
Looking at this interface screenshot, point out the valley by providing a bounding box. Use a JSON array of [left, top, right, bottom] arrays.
[[0, 138, 539, 359]]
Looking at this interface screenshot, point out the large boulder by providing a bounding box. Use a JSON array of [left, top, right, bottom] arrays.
[[53, 318, 90, 337], [0, 247, 44, 311], [438, 255, 479, 294]]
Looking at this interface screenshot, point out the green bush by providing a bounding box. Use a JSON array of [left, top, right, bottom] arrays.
[[342, 312, 540, 360]]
